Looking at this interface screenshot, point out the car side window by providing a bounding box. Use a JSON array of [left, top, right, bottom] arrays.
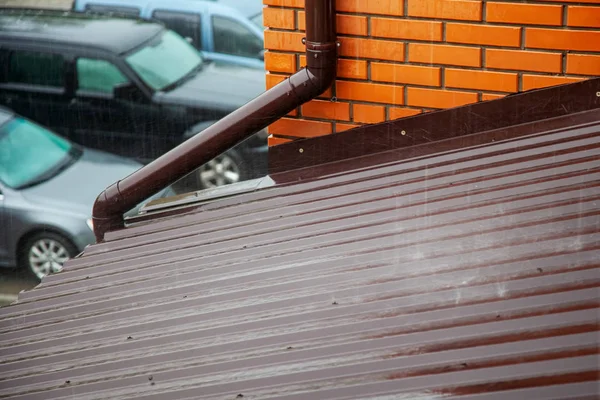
[[6, 51, 65, 88], [76, 58, 129, 94], [84, 5, 140, 17], [152, 10, 202, 49], [212, 16, 263, 59]]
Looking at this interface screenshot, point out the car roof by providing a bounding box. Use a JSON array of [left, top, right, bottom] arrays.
[[216, 0, 263, 19], [75, 0, 252, 20], [0, 9, 164, 55]]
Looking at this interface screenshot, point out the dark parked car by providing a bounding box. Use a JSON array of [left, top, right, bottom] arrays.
[[0, 107, 168, 280], [0, 10, 267, 189]]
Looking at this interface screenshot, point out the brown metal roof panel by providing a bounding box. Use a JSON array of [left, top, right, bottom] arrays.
[[24, 113, 600, 293], [0, 88, 598, 399]]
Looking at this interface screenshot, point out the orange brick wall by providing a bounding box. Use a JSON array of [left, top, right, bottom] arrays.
[[263, 0, 600, 145]]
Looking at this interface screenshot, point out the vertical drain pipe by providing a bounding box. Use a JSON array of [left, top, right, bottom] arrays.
[[92, 0, 337, 241]]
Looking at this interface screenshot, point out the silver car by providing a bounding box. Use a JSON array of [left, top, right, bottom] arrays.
[[0, 107, 151, 280]]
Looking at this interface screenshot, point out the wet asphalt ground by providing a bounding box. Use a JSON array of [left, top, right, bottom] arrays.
[[0, 269, 38, 307]]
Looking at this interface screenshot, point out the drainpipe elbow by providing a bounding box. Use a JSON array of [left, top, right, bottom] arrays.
[[92, 181, 125, 242], [305, 41, 338, 96]]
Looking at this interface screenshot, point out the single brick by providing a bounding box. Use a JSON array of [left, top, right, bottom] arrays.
[[388, 107, 422, 120], [408, 0, 482, 21], [263, 7, 295, 30], [446, 68, 518, 92], [268, 136, 293, 146], [407, 87, 479, 108], [567, 6, 600, 28], [526, 28, 600, 52], [486, 2, 562, 26], [336, 122, 361, 132], [339, 37, 405, 62], [566, 54, 600, 75], [264, 30, 305, 52], [299, 56, 368, 79], [336, 14, 368, 36], [269, 118, 332, 138], [409, 43, 481, 67], [522, 74, 586, 91], [265, 52, 296, 74], [446, 23, 521, 47], [302, 100, 350, 121], [266, 73, 287, 90], [372, 17, 443, 41], [264, 0, 304, 7], [486, 49, 562, 73], [481, 93, 506, 101], [336, 81, 405, 105], [337, 59, 368, 79], [371, 63, 441, 86], [353, 104, 386, 124], [336, 0, 403, 15], [297, 13, 368, 36]]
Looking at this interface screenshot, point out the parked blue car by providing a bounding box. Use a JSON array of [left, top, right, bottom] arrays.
[[72, 0, 265, 69]]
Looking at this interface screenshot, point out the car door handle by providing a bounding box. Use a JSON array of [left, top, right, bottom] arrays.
[[69, 98, 91, 108]]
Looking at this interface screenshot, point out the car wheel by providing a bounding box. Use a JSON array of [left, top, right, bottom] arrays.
[[196, 150, 246, 189], [19, 232, 78, 281]]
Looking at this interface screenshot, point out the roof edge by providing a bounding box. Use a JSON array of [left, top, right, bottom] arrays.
[[269, 78, 600, 174]]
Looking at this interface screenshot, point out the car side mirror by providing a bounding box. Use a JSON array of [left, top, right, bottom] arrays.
[[185, 36, 194, 44], [113, 82, 139, 101]]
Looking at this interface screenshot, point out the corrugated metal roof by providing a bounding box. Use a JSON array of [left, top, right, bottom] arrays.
[[0, 88, 598, 399]]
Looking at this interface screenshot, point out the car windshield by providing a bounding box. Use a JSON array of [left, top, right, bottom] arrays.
[[0, 117, 75, 189], [125, 30, 203, 91]]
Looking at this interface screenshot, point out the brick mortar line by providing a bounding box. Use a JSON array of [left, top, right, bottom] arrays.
[[482, 1, 487, 23], [334, 79, 515, 95], [266, 43, 600, 57], [482, 46, 487, 68], [295, 58, 592, 74], [267, 66, 595, 78], [440, 67, 446, 89], [267, 42, 600, 57], [266, 29, 600, 46], [264, 2, 600, 14], [265, 1, 600, 8], [472, 0, 600, 6], [266, 69, 594, 81], [268, 20, 600, 33], [375, 18, 600, 30], [296, 109, 429, 125], [265, 46, 600, 59]]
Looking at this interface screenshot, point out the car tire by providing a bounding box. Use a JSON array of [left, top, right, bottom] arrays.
[[18, 232, 78, 281], [197, 150, 247, 188]]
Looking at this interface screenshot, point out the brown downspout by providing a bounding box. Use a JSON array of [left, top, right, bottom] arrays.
[[92, 0, 337, 241]]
